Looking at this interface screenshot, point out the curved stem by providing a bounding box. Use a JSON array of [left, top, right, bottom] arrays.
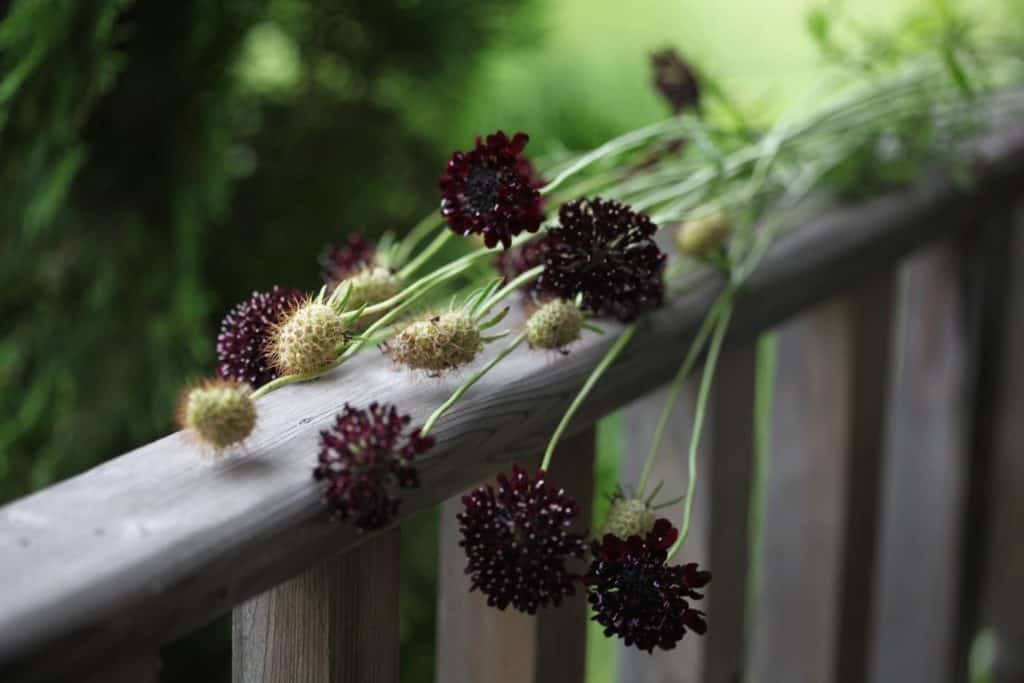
[[420, 332, 527, 436], [636, 290, 732, 496], [398, 228, 452, 280], [477, 265, 543, 318], [668, 301, 733, 560], [540, 322, 637, 471], [395, 214, 443, 267]]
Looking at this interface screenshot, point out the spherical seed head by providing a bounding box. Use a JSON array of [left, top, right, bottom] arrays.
[[271, 301, 347, 376], [440, 130, 545, 249], [179, 380, 256, 450], [538, 197, 666, 322], [601, 496, 657, 540], [387, 311, 482, 373], [526, 299, 583, 350], [584, 518, 711, 653], [675, 213, 731, 258], [458, 465, 587, 614], [216, 286, 304, 389], [340, 266, 402, 327]]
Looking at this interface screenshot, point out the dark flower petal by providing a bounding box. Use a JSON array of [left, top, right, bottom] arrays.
[[321, 233, 377, 290], [440, 131, 545, 249], [217, 286, 304, 388], [651, 48, 701, 114]]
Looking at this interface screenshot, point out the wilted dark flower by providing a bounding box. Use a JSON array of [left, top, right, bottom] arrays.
[[440, 131, 544, 249], [538, 197, 665, 322], [458, 465, 586, 614], [494, 235, 547, 302], [217, 286, 304, 388], [313, 402, 434, 531], [321, 233, 376, 290], [584, 518, 710, 653], [651, 49, 701, 114]]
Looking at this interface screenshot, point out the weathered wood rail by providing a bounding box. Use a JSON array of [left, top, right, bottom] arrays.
[[2, 124, 1024, 683]]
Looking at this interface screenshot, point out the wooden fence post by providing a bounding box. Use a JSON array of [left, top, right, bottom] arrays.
[[233, 529, 401, 683], [434, 428, 596, 683]]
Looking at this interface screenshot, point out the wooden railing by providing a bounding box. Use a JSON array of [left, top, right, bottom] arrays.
[[2, 124, 1024, 683]]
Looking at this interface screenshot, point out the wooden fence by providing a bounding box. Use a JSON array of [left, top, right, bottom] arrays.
[[2, 124, 1023, 683]]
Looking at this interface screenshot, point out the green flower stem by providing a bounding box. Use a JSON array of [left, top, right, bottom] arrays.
[[420, 331, 527, 437], [636, 289, 732, 497], [477, 265, 543, 317], [668, 299, 734, 561], [397, 228, 453, 280], [540, 322, 637, 471], [395, 214, 443, 267]]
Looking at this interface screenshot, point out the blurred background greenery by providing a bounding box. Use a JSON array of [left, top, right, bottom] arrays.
[[0, 0, 1011, 681]]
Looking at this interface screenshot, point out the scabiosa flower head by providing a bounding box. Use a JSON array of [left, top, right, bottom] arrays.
[[313, 402, 434, 531], [526, 298, 584, 350], [386, 311, 483, 373], [494, 235, 547, 303], [321, 233, 377, 290], [675, 212, 731, 259], [538, 198, 666, 322], [651, 49, 701, 114], [440, 130, 544, 249], [458, 465, 587, 614], [270, 300, 348, 376], [585, 518, 711, 653], [216, 287, 304, 389], [178, 379, 256, 451], [601, 493, 657, 540]]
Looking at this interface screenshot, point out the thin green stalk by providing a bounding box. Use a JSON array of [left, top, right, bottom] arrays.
[[420, 332, 527, 436], [395, 214, 443, 267], [668, 300, 733, 560], [478, 265, 543, 317], [398, 228, 453, 280], [636, 290, 731, 496], [540, 323, 637, 471]]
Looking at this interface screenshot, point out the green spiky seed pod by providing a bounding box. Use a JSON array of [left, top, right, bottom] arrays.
[[601, 496, 657, 540], [179, 380, 256, 450], [271, 300, 347, 376], [388, 311, 482, 372], [675, 212, 731, 258], [526, 299, 583, 350], [340, 266, 402, 330]]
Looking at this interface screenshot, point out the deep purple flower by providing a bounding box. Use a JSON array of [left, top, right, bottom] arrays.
[[313, 402, 434, 531], [458, 465, 587, 614], [538, 197, 666, 322], [651, 49, 701, 114], [494, 235, 548, 303], [321, 233, 376, 290], [216, 286, 304, 388], [584, 518, 711, 653], [440, 131, 544, 249]]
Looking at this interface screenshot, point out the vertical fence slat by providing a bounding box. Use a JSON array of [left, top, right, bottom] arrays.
[[434, 428, 595, 683], [751, 274, 894, 683], [868, 241, 970, 683], [619, 383, 710, 683], [706, 344, 757, 683], [233, 529, 400, 683]]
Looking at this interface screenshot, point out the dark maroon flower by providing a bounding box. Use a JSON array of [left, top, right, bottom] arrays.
[[494, 235, 548, 303], [321, 233, 376, 290], [584, 518, 711, 653], [458, 465, 586, 614], [651, 49, 701, 114], [440, 130, 544, 249], [313, 402, 434, 531], [538, 197, 666, 322], [217, 286, 304, 388]]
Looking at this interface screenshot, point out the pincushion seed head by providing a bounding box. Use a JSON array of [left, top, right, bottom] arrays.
[[675, 212, 731, 258], [388, 311, 483, 373], [601, 496, 657, 540], [179, 380, 256, 451], [526, 299, 583, 350], [340, 266, 402, 330], [271, 300, 347, 376]]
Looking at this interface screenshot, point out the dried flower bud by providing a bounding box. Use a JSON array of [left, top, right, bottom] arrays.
[[526, 299, 583, 350], [271, 300, 347, 376], [601, 496, 657, 540], [675, 213, 731, 258], [387, 311, 483, 373], [651, 49, 701, 115], [179, 380, 256, 450]]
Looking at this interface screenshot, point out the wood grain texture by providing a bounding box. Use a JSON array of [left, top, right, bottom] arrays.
[[433, 428, 595, 683], [618, 383, 710, 683], [1, 128, 1022, 682], [233, 529, 400, 683]]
